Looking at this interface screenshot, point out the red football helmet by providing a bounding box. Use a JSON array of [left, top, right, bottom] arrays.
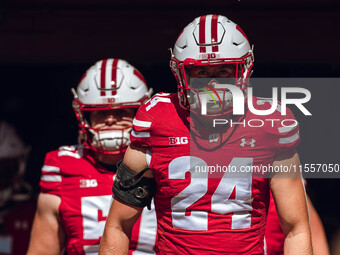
[[170, 14, 254, 116], [72, 59, 153, 155]]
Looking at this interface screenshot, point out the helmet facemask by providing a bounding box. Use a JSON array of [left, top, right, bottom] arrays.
[[72, 58, 152, 156], [170, 14, 254, 117], [171, 57, 253, 117], [73, 102, 136, 156]]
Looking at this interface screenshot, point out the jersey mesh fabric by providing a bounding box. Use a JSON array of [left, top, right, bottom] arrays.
[[40, 145, 157, 255], [131, 93, 299, 255]]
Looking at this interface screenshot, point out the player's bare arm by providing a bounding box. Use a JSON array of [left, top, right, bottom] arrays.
[[99, 144, 154, 255], [27, 193, 65, 255], [307, 196, 330, 255], [270, 150, 313, 255], [123, 144, 153, 177]]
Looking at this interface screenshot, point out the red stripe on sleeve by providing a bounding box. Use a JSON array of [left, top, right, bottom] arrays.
[[199, 15, 207, 53], [100, 59, 107, 96], [111, 58, 118, 96], [211, 14, 219, 52]]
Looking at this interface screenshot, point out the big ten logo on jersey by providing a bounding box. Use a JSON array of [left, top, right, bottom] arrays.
[[146, 93, 171, 111], [169, 137, 188, 145], [80, 179, 98, 188]]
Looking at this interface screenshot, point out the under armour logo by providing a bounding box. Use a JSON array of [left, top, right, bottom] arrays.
[[209, 133, 220, 143], [240, 138, 256, 148]]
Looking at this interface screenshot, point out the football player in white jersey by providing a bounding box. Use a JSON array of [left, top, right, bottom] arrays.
[[27, 59, 157, 255]]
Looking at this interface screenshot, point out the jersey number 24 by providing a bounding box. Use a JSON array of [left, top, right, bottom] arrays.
[[169, 156, 253, 231]]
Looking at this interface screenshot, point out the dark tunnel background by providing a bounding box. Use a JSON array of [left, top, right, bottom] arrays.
[[0, 0, 339, 249]]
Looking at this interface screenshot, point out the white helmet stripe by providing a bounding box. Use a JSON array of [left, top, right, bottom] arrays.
[[105, 58, 113, 97], [204, 15, 212, 53]]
